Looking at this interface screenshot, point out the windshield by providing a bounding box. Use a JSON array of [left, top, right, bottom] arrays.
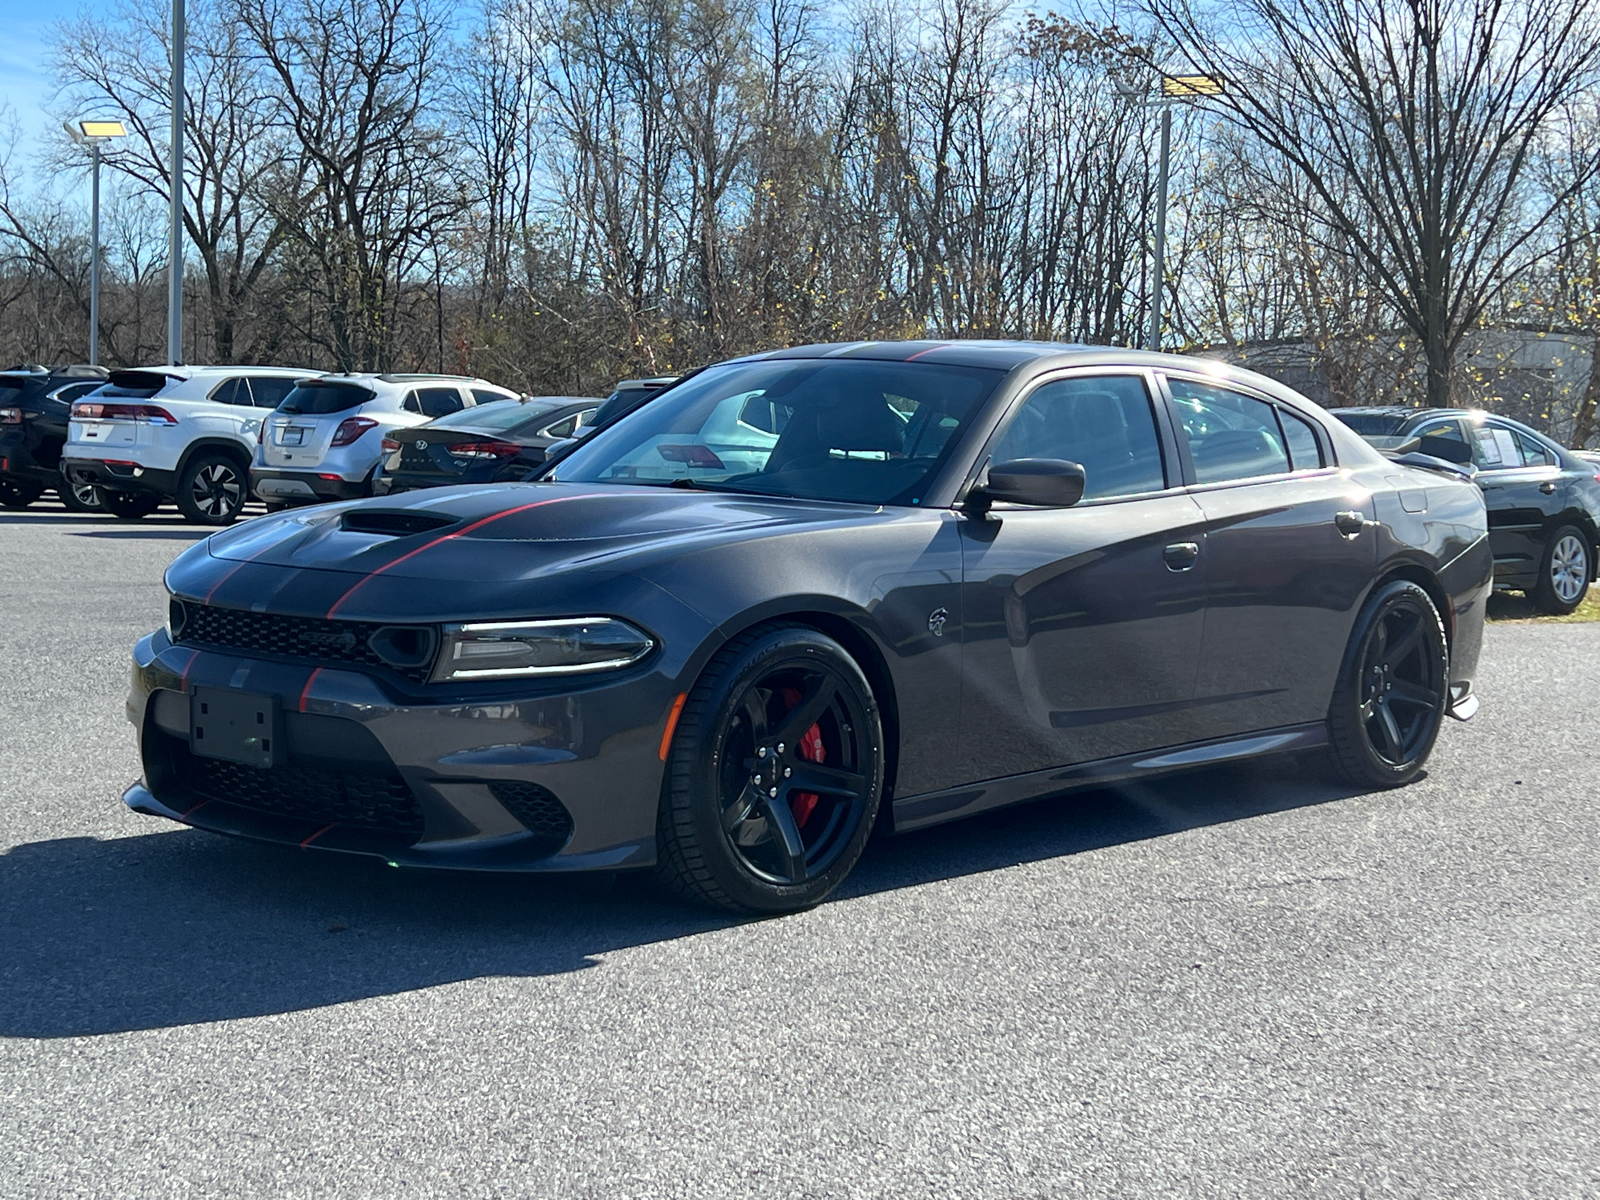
[[1332, 412, 1411, 435], [552, 358, 1001, 505], [278, 381, 372, 415], [428, 399, 566, 432]]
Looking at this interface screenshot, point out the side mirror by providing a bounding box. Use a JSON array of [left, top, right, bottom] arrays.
[[970, 458, 1086, 511], [1416, 434, 1474, 465]]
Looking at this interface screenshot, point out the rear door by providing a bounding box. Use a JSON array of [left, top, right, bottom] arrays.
[[1467, 418, 1565, 587], [1163, 373, 1377, 740], [956, 370, 1209, 782]]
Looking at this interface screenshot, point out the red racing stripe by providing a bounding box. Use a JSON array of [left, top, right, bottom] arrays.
[[903, 343, 949, 361], [298, 667, 323, 713], [324, 494, 597, 618], [300, 823, 336, 849]]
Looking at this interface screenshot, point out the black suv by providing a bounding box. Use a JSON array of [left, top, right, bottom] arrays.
[[1334, 406, 1600, 613], [0, 364, 111, 510]]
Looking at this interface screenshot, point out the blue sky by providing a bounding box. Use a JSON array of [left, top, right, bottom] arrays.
[[0, 0, 78, 148]]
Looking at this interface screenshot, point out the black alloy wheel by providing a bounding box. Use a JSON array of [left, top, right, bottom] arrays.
[[1531, 524, 1591, 616], [1327, 580, 1448, 788], [56, 479, 104, 512], [177, 453, 247, 525], [102, 490, 162, 520], [0, 478, 43, 509], [656, 625, 883, 913]]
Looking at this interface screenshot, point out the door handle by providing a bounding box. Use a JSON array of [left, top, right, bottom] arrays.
[[1163, 541, 1200, 571], [1540, 481, 1558, 494], [1334, 510, 1367, 537]]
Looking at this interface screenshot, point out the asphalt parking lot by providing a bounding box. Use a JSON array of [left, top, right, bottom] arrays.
[[1, 500, 1597, 1198]]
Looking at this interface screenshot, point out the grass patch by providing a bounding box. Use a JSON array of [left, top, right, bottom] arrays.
[[1486, 586, 1600, 623]]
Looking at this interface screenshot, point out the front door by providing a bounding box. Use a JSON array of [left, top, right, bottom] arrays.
[[1163, 374, 1377, 740], [1466, 418, 1566, 586], [956, 371, 1209, 784]]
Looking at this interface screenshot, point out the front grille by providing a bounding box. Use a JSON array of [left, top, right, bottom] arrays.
[[174, 747, 425, 836], [174, 601, 434, 683], [489, 781, 574, 856]]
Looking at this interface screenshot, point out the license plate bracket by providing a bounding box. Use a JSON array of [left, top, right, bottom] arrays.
[[282, 427, 305, 446], [190, 687, 280, 769]]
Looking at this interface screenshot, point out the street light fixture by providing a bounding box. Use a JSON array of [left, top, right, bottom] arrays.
[[67, 119, 128, 367], [1115, 70, 1226, 352]]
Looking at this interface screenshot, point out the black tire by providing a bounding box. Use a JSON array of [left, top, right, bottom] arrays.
[[56, 479, 104, 512], [1530, 524, 1590, 615], [655, 624, 884, 913], [101, 490, 162, 520], [0, 478, 44, 509], [176, 452, 248, 525], [1327, 580, 1449, 789]]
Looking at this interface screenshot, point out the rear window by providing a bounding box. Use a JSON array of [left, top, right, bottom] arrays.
[[277, 381, 373, 414], [1332, 411, 1411, 436], [428, 400, 566, 432], [471, 388, 512, 405], [100, 370, 175, 399]]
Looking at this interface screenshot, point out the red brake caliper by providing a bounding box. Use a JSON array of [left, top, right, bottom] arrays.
[[780, 687, 825, 828]]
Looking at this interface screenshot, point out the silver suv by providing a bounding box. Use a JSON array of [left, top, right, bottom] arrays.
[[251, 373, 518, 506]]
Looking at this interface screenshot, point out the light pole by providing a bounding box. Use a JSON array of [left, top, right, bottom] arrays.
[[168, 0, 185, 365], [68, 120, 128, 367], [1115, 72, 1225, 353]]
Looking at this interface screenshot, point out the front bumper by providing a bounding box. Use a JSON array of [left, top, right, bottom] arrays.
[[251, 468, 370, 503], [63, 457, 177, 496], [126, 629, 678, 872]]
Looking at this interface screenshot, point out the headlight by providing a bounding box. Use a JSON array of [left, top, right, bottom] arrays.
[[167, 597, 188, 641], [431, 617, 653, 682]]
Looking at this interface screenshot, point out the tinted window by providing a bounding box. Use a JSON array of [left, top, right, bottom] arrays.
[[209, 378, 247, 406], [50, 382, 103, 404], [1332, 412, 1411, 435], [538, 409, 596, 439], [1169, 379, 1291, 483], [414, 387, 465, 418], [1280, 408, 1324, 470], [248, 377, 298, 409], [1513, 429, 1556, 467], [555, 359, 1001, 506], [427, 400, 566, 432], [472, 388, 512, 405], [279, 381, 373, 414], [991, 375, 1166, 500]]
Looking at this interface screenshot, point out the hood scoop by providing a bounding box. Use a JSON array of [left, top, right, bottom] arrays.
[[340, 510, 460, 537]]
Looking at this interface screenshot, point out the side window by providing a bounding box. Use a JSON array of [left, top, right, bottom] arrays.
[[1168, 378, 1291, 484], [537, 413, 582, 439], [416, 387, 465, 418], [248, 377, 298, 409], [403, 391, 423, 414], [208, 377, 245, 405], [472, 388, 510, 406], [1279, 408, 1324, 470], [990, 375, 1166, 501], [1513, 429, 1556, 467], [1415, 418, 1470, 449], [1470, 423, 1528, 471]]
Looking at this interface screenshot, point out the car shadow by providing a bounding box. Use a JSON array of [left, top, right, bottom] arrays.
[[69, 529, 215, 540], [1, 754, 1365, 1038]]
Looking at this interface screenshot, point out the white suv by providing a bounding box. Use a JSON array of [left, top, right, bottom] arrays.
[[251, 373, 518, 507], [62, 365, 318, 524]]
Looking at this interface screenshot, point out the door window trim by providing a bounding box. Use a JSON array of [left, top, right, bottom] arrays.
[[953, 366, 1182, 510]]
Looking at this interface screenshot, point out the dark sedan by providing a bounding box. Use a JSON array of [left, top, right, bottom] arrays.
[[1333, 407, 1600, 613], [373, 396, 599, 495], [0, 364, 110, 510], [125, 343, 1490, 913]]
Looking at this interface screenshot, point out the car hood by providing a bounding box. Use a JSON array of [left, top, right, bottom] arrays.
[[204, 481, 890, 582]]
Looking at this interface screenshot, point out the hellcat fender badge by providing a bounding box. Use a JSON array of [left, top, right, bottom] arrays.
[[928, 607, 949, 636]]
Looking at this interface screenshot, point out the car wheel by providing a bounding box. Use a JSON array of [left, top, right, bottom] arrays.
[[101, 490, 162, 520], [1531, 524, 1590, 615], [177, 454, 248, 525], [1326, 580, 1448, 789], [655, 624, 884, 913], [56, 479, 104, 512], [0, 478, 44, 509]]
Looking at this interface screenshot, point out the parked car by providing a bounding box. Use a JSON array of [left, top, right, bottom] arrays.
[[1332, 406, 1600, 614], [373, 396, 600, 496], [0, 364, 110, 510], [62, 365, 315, 524], [545, 376, 681, 461], [251, 374, 520, 508], [128, 342, 1489, 914]]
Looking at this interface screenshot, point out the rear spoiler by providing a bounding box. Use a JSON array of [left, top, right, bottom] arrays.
[[1380, 433, 1477, 481], [107, 369, 184, 390]]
